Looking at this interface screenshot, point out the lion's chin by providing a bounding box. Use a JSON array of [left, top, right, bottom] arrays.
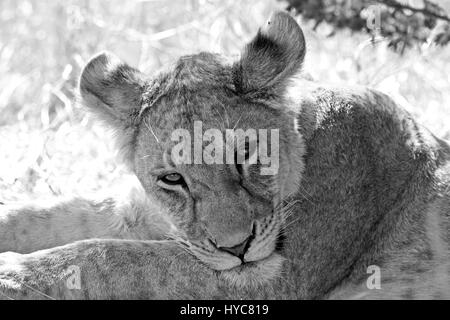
[[218, 253, 285, 289]]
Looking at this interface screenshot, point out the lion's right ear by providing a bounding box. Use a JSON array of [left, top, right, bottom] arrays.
[[233, 11, 306, 96], [79, 52, 147, 168], [79, 52, 146, 130]]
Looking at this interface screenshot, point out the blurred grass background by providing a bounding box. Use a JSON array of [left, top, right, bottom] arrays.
[[0, 0, 449, 202]]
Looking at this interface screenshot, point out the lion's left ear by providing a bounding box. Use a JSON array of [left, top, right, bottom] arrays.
[[233, 11, 306, 96]]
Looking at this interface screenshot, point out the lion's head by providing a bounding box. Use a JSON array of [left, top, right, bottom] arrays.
[[79, 12, 306, 283]]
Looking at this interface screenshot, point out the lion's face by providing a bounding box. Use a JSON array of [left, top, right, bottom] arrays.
[[133, 72, 304, 272], [79, 12, 306, 282]]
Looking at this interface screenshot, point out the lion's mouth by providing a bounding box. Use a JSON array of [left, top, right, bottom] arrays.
[[234, 232, 285, 270], [187, 215, 285, 272], [230, 230, 285, 270]]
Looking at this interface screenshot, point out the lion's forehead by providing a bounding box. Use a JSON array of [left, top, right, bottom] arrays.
[[144, 52, 233, 98], [140, 52, 285, 134], [139, 92, 285, 149]]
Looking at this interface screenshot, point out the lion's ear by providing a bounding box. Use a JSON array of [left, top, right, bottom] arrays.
[[233, 11, 306, 95], [79, 52, 146, 129], [79, 52, 147, 169]]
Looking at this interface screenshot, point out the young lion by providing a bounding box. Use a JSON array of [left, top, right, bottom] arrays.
[[0, 11, 449, 300]]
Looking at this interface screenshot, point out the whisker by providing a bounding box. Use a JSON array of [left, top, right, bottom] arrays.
[[298, 184, 316, 204], [144, 119, 161, 145], [232, 114, 243, 130], [212, 106, 226, 131], [279, 216, 301, 233], [219, 104, 231, 128]]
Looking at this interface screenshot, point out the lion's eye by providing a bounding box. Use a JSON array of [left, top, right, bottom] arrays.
[[159, 173, 185, 186]]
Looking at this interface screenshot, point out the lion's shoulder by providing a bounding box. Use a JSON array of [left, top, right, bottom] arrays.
[[291, 80, 410, 140]]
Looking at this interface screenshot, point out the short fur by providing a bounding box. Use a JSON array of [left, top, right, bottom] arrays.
[[0, 12, 449, 299]]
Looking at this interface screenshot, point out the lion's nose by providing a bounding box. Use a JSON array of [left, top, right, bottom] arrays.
[[218, 236, 252, 259]]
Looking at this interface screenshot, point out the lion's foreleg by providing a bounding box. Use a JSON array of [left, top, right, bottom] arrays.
[[0, 239, 222, 300], [0, 195, 169, 253]]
